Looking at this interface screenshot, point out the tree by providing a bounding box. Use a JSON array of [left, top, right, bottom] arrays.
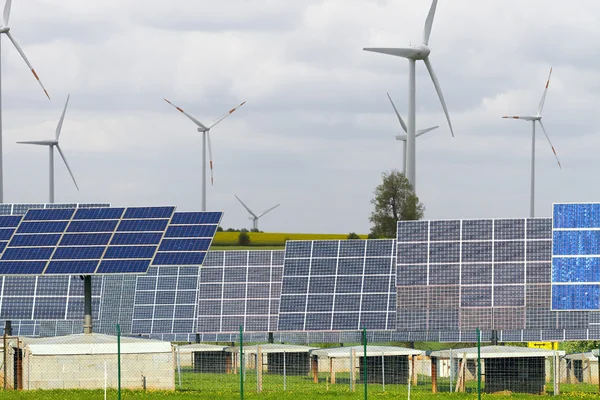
[[217, 226, 224, 232], [369, 169, 424, 238], [237, 230, 251, 246], [347, 232, 361, 239]]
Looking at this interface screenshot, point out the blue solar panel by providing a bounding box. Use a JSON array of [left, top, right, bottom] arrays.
[[153, 252, 207, 265], [45, 261, 98, 275], [8, 233, 61, 247], [97, 260, 151, 274], [111, 232, 163, 245], [104, 246, 156, 259], [117, 219, 169, 232], [552, 203, 600, 310], [23, 208, 75, 221], [165, 225, 217, 238], [67, 220, 118, 233], [73, 208, 125, 220], [18, 221, 69, 234], [2, 247, 55, 260], [158, 238, 212, 251], [123, 207, 175, 219], [0, 216, 23, 227], [171, 212, 221, 225], [53, 246, 105, 260], [60, 233, 112, 246], [0, 229, 16, 240]]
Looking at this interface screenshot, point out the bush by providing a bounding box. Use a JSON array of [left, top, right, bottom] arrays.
[[238, 230, 251, 246], [347, 232, 361, 239]]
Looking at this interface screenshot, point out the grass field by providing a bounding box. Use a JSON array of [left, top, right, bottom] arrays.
[[212, 232, 368, 248], [2, 371, 598, 400]]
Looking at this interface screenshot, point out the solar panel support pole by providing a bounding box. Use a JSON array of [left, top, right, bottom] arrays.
[[83, 275, 93, 334]]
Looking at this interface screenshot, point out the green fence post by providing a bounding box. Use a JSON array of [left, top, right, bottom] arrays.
[[117, 324, 121, 400], [240, 325, 244, 400], [476, 327, 481, 400], [363, 328, 367, 400]]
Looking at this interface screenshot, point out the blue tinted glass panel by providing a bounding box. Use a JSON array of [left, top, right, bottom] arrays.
[[123, 207, 175, 219], [60, 233, 112, 246], [2, 247, 54, 260], [104, 246, 157, 259], [0, 242, 6, 253], [111, 232, 163, 245], [24, 208, 75, 221], [553, 231, 600, 255], [165, 225, 217, 238], [0, 216, 22, 228], [117, 219, 169, 232], [45, 261, 98, 274], [171, 212, 221, 225], [97, 259, 151, 274], [0, 261, 47, 274], [53, 246, 105, 260], [553, 257, 600, 283], [153, 252, 206, 266], [17, 221, 68, 234], [552, 285, 600, 310], [9, 234, 61, 247], [67, 220, 118, 233], [0, 229, 15, 240], [554, 203, 600, 229], [73, 208, 124, 220], [158, 239, 211, 252]]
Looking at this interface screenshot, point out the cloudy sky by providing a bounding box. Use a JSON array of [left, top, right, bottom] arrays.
[[1, 0, 599, 233]]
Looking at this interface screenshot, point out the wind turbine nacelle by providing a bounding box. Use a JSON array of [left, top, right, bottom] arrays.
[[197, 127, 208, 133], [0, 26, 9, 33], [395, 135, 407, 141], [413, 44, 431, 59]]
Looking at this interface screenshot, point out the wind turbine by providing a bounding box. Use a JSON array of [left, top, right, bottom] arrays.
[[364, 0, 453, 191], [234, 194, 280, 231], [164, 99, 245, 211], [17, 95, 78, 203], [0, 0, 51, 203], [387, 93, 438, 175], [502, 68, 561, 218]]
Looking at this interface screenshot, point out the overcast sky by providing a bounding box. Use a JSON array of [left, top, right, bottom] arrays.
[[1, 0, 599, 233]]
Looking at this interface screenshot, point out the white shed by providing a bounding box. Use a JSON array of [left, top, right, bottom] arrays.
[[565, 352, 598, 384], [10, 333, 174, 390], [176, 343, 230, 372]]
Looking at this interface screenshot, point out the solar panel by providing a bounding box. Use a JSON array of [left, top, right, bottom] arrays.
[[396, 218, 598, 332], [0, 206, 176, 275], [0, 275, 102, 320], [278, 240, 396, 331], [194, 250, 284, 333], [552, 203, 600, 310]]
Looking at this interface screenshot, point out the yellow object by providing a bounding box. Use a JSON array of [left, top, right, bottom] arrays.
[[527, 342, 559, 350], [213, 232, 368, 246]]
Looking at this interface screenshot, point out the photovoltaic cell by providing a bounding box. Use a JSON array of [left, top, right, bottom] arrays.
[[552, 203, 600, 310], [278, 240, 396, 331]]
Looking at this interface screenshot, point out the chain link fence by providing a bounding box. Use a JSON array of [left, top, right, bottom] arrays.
[[2, 326, 600, 397]]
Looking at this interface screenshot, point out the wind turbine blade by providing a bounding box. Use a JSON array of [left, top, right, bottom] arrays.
[[423, 0, 438, 45], [537, 67, 553, 116], [163, 98, 208, 130], [258, 204, 280, 218], [6, 32, 50, 99], [3, 0, 11, 25], [363, 48, 420, 59], [416, 126, 439, 137], [423, 57, 454, 137], [234, 195, 258, 218], [386, 93, 407, 133], [502, 115, 537, 121], [56, 144, 79, 190], [538, 120, 562, 169], [207, 132, 214, 186], [208, 101, 246, 129], [55, 94, 70, 141], [17, 140, 54, 145]]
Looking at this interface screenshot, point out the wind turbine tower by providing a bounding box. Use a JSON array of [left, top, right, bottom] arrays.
[[18, 95, 79, 203], [364, 0, 453, 191], [164, 99, 245, 211], [234, 195, 280, 231], [502, 68, 561, 217], [0, 0, 51, 202], [386, 93, 438, 175]]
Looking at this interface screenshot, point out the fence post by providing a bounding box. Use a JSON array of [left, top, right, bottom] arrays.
[[363, 328, 367, 400], [117, 324, 121, 400], [477, 327, 481, 400], [239, 326, 244, 400], [283, 351, 287, 391]]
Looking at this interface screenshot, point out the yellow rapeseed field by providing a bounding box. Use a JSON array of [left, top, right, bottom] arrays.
[[213, 232, 368, 247]]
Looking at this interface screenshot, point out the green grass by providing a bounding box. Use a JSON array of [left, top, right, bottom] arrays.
[[1, 371, 599, 399]]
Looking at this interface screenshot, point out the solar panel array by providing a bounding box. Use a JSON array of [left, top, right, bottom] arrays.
[[396, 218, 595, 333], [552, 203, 600, 310], [278, 240, 396, 331], [0, 207, 176, 275], [196, 250, 284, 333]]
